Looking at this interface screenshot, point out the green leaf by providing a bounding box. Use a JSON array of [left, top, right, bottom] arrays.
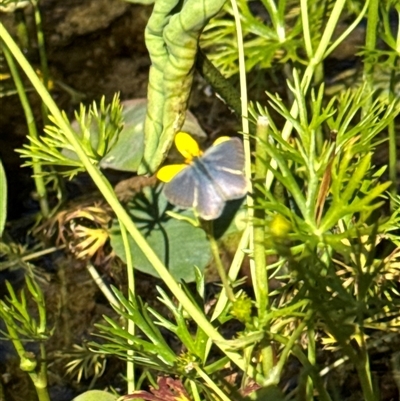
[[123, 0, 154, 4], [0, 159, 7, 237], [100, 99, 206, 172], [139, 0, 226, 173], [72, 390, 118, 401], [110, 185, 211, 282]]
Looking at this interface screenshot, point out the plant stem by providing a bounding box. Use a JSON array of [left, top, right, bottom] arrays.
[[86, 262, 119, 307], [210, 226, 250, 321], [203, 220, 235, 302], [195, 50, 241, 117], [195, 365, 231, 401], [37, 343, 50, 401], [363, 0, 379, 112], [0, 23, 260, 382], [253, 117, 274, 376], [306, 325, 316, 400], [1, 40, 49, 217], [120, 220, 136, 394], [30, 0, 50, 121], [253, 117, 269, 319]]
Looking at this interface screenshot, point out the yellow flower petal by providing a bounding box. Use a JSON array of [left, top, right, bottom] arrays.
[[212, 136, 231, 146], [157, 164, 187, 183], [175, 132, 202, 162]]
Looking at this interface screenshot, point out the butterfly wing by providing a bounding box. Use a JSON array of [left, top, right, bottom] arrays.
[[191, 167, 226, 220], [199, 138, 247, 200], [163, 167, 197, 208], [164, 164, 226, 220]]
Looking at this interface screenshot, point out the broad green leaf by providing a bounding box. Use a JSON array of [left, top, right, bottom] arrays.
[[110, 185, 212, 282], [72, 390, 118, 401], [0, 159, 7, 237]]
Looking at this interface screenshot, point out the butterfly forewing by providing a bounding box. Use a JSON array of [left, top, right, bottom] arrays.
[[202, 138, 245, 172], [200, 138, 247, 200]]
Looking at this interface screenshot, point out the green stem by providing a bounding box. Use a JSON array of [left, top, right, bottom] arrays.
[[300, 0, 312, 59], [253, 117, 269, 320], [253, 118, 274, 377], [35, 386, 51, 401], [354, 342, 376, 401], [1, 39, 49, 217], [1, 311, 51, 401], [195, 50, 241, 117], [0, 23, 259, 382], [30, 0, 50, 121], [363, 0, 379, 112], [195, 365, 231, 401], [36, 342, 50, 401], [306, 324, 316, 400], [203, 220, 235, 302], [269, 331, 332, 401], [274, 309, 312, 380], [210, 226, 250, 320], [120, 220, 135, 393]]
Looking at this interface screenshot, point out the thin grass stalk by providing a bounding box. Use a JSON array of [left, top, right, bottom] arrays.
[[306, 325, 315, 400], [194, 365, 232, 401], [363, 0, 379, 113], [1, 40, 49, 217], [229, 1, 255, 302], [203, 221, 235, 302], [119, 219, 136, 393], [30, 0, 50, 121]]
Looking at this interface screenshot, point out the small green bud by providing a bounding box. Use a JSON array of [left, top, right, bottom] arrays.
[[20, 352, 37, 372], [231, 293, 252, 323], [269, 214, 292, 238]]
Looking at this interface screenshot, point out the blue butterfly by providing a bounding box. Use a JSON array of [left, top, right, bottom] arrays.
[[157, 132, 247, 220]]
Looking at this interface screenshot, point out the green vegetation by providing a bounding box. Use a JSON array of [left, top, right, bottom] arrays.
[[1, 0, 400, 400]]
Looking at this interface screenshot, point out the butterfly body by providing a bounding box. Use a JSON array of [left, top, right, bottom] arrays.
[[163, 137, 247, 220]]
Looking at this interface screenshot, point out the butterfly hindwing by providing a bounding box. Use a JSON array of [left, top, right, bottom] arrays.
[[163, 167, 197, 208], [191, 166, 226, 220]]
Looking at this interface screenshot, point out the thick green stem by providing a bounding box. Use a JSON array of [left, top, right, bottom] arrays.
[[253, 117, 274, 376], [253, 117, 270, 319]]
